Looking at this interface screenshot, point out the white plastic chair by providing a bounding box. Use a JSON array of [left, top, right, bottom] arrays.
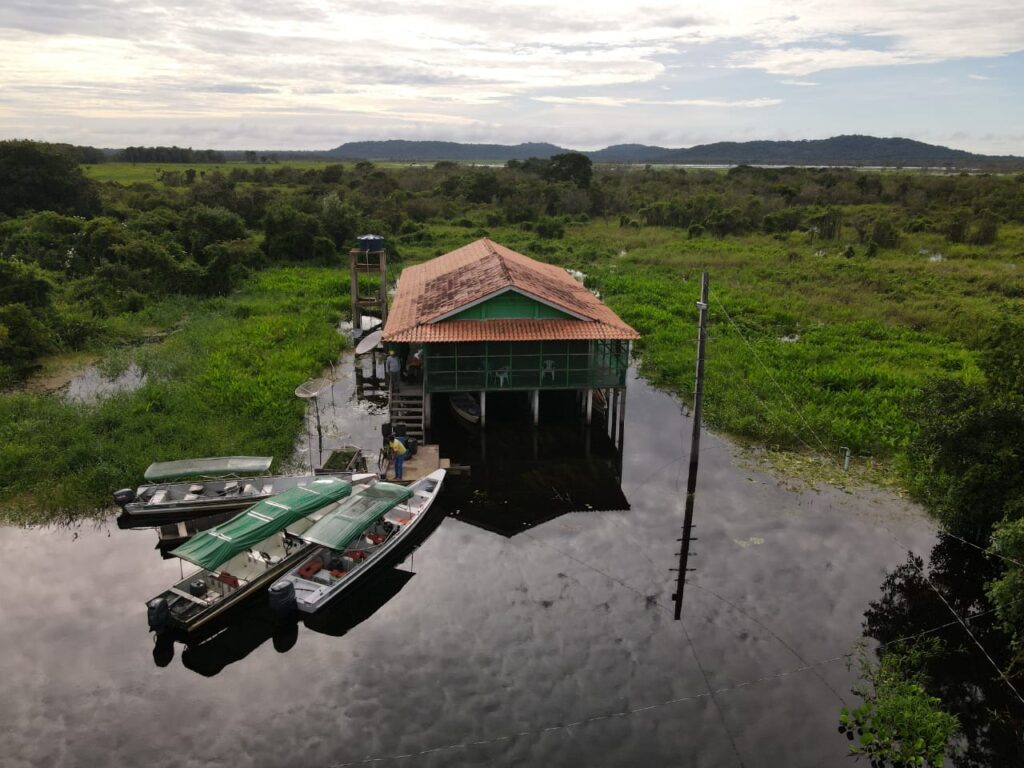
[[541, 359, 555, 383]]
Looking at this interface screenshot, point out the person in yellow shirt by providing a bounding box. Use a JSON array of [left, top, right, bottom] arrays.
[[388, 434, 408, 480]]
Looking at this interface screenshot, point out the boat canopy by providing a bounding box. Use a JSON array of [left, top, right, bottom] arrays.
[[301, 482, 412, 550], [144, 456, 274, 483], [171, 477, 353, 570]]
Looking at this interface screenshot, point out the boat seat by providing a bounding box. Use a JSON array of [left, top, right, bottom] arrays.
[[183, 493, 200, 501], [221, 481, 239, 495], [188, 484, 204, 494], [243, 483, 258, 495], [260, 483, 273, 495], [148, 490, 168, 505], [248, 549, 281, 566]]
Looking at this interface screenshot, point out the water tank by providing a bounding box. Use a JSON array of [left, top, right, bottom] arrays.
[[356, 234, 384, 252]]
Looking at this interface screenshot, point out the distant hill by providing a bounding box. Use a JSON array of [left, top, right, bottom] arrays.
[[327, 135, 1023, 169], [327, 140, 566, 163]]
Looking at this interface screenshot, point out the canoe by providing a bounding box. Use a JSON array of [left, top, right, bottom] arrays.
[[115, 470, 377, 528], [143, 456, 273, 483], [449, 392, 480, 423], [145, 475, 371, 638], [270, 470, 445, 615]]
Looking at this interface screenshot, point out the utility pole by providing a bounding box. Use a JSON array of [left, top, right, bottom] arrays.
[[673, 271, 709, 620]]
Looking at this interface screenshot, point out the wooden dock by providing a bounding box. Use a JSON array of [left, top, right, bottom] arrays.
[[383, 443, 451, 484]]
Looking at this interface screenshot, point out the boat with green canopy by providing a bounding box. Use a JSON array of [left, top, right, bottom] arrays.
[[269, 470, 445, 616], [143, 456, 274, 483], [146, 475, 367, 637]]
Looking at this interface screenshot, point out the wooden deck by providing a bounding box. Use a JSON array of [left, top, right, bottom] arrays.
[[383, 443, 450, 484]]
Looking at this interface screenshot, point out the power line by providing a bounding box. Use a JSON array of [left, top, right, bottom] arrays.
[[711, 292, 834, 458], [933, 527, 1024, 569], [885, 527, 1024, 707], [324, 598, 1021, 768]]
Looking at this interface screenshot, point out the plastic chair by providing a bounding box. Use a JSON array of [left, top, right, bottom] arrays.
[[541, 359, 555, 383], [495, 367, 510, 387]]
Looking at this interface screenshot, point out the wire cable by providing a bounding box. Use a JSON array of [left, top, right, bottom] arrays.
[[323, 598, 1022, 768], [884, 527, 1024, 707], [711, 292, 834, 457]]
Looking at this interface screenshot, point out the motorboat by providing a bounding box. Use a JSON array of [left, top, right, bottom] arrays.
[[115, 455, 373, 527], [145, 475, 367, 638], [448, 392, 480, 423], [269, 470, 445, 616]]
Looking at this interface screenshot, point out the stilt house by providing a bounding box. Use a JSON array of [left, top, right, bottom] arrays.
[[381, 238, 639, 435]]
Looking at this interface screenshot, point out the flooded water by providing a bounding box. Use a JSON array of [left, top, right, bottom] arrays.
[[1, 363, 947, 768], [63, 362, 146, 404]]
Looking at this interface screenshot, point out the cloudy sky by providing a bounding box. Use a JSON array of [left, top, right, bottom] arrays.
[[1, 0, 1022, 153]]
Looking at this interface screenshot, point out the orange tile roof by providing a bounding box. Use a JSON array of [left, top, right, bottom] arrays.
[[383, 238, 639, 343]]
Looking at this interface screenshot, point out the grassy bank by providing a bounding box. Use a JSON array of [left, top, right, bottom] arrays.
[[0, 267, 347, 524]]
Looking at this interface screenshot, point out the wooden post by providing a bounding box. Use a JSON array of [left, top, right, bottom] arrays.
[[585, 389, 593, 425], [610, 388, 619, 441], [349, 250, 359, 330], [480, 390, 486, 428], [532, 389, 539, 425], [424, 392, 432, 431], [673, 271, 709, 621], [616, 388, 627, 450], [380, 250, 387, 325]]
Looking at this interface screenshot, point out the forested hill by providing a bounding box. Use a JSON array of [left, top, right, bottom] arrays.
[[330, 135, 1023, 169]]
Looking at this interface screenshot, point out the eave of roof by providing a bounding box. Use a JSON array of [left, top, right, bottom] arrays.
[[384, 318, 639, 343], [382, 238, 639, 342]]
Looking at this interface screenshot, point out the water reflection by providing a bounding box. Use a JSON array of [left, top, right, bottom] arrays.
[[1, 366, 947, 768], [431, 390, 629, 537], [179, 568, 414, 677], [64, 362, 146, 403], [863, 534, 1023, 767]]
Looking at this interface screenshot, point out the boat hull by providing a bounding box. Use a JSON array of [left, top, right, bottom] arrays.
[[283, 471, 445, 615], [118, 471, 367, 528], [448, 393, 480, 424]]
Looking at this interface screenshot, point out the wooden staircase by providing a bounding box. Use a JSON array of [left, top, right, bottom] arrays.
[[388, 384, 425, 440]]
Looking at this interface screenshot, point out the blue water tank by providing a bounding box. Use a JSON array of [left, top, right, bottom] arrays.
[[357, 234, 384, 252]]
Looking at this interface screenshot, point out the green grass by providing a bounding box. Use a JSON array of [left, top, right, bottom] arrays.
[[0, 266, 348, 524]]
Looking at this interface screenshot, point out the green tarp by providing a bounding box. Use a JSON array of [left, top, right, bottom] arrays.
[[144, 456, 273, 483], [300, 482, 412, 550], [171, 476, 353, 570]]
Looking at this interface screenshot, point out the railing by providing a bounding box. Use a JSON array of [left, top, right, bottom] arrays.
[[424, 346, 627, 392]]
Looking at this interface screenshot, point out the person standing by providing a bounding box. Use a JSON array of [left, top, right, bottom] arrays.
[[385, 349, 401, 392], [388, 433, 408, 480]]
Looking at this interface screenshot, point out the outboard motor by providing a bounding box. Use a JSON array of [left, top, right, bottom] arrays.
[[147, 597, 170, 634], [268, 579, 297, 620], [112, 488, 136, 508]]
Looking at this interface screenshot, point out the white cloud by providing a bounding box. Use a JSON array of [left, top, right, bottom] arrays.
[[533, 96, 782, 108], [0, 1, 1022, 149]]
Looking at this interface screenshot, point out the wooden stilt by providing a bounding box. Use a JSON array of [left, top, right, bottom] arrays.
[[532, 389, 539, 426], [616, 388, 627, 449], [585, 389, 593, 425], [610, 388, 619, 441], [480, 390, 486, 428]]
